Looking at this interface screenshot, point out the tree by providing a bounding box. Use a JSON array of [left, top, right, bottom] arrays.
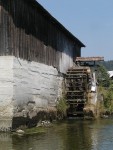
[[97, 65, 113, 112], [104, 88, 113, 112], [100, 60, 113, 71], [96, 65, 111, 87]]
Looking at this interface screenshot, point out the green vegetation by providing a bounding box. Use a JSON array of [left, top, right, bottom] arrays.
[[104, 88, 113, 112], [97, 65, 113, 113], [24, 127, 46, 135], [12, 127, 47, 136], [56, 97, 69, 119], [97, 65, 111, 87]]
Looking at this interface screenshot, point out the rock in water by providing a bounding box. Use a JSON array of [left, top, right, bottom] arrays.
[[16, 129, 25, 134]]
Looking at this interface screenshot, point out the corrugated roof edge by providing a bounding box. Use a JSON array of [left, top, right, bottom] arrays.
[[27, 0, 85, 47]]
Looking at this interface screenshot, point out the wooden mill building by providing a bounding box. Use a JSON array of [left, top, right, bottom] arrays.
[[0, 0, 85, 130]]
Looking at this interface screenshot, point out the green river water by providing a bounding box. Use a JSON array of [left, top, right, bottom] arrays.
[[0, 119, 113, 150]]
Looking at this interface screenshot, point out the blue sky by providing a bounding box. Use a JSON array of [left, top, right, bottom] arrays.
[[37, 0, 113, 60]]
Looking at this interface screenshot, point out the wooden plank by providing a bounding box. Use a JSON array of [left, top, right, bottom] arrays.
[[68, 111, 84, 114], [0, 0, 82, 71], [0, 5, 1, 25], [76, 57, 104, 62], [67, 98, 86, 101]]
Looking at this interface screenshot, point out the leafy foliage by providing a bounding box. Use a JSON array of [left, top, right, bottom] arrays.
[[96, 65, 113, 112], [96, 65, 111, 87], [103, 87, 113, 112], [56, 97, 69, 118]]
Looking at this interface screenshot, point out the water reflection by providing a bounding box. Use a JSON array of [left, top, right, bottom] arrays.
[[12, 132, 63, 150], [90, 119, 113, 150], [0, 133, 13, 150], [55, 121, 92, 150], [0, 119, 113, 150]]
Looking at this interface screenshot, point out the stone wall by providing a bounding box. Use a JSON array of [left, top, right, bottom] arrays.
[[0, 56, 63, 130]]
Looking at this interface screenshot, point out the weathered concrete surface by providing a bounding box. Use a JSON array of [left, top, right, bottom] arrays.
[[0, 56, 14, 131], [0, 56, 63, 130], [13, 57, 63, 114]]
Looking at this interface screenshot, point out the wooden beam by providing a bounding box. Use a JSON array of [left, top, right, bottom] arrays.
[[76, 57, 104, 62]]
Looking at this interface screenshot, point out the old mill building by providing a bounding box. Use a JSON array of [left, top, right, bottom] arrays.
[[0, 0, 85, 131]]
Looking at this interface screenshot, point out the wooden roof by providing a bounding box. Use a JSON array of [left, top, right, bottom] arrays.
[[25, 0, 85, 47], [76, 57, 104, 62]]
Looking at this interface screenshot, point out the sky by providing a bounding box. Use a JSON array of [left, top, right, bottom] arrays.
[[37, 0, 113, 61]]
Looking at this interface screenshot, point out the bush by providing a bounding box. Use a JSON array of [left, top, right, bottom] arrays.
[[104, 88, 113, 113], [56, 97, 69, 118], [97, 65, 111, 87]]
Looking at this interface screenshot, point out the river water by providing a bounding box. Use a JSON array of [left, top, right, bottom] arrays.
[[0, 119, 113, 150]]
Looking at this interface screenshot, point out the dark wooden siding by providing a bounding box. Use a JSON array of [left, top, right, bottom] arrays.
[[0, 1, 8, 55], [0, 0, 82, 71]]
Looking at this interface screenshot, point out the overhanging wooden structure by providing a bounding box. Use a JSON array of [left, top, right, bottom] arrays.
[[76, 57, 104, 62]]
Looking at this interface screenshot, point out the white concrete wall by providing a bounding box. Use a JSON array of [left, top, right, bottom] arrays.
[[0, 56, 64, 130], [13, 57, 63, 118], [0, 56, 14, 131]]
